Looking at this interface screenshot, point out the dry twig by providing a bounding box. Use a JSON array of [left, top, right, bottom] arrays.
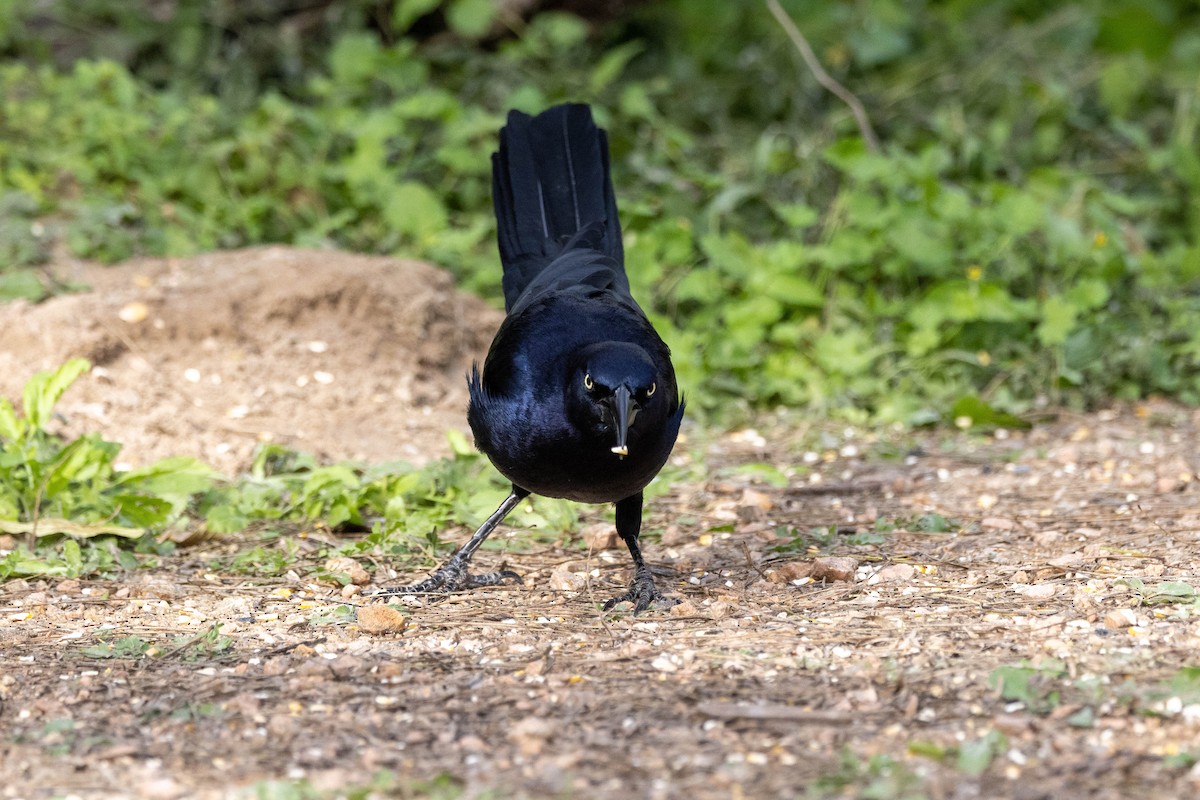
[[765, 0, 880, 151]]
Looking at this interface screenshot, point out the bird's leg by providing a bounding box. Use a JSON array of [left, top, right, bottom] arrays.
[[603, 492, 678, 613], [379, 486, 530, 595]]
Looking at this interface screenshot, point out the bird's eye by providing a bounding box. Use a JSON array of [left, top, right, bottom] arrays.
[[584, 373, 594, 390], [646, 382, 656, 398]]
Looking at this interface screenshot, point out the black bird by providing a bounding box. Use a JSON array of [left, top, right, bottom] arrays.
[[393, 103, 684, 611]]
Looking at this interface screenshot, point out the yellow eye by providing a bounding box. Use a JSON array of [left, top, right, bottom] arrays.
[[584, 374, 594, 390], [646, 382, 656, 397]]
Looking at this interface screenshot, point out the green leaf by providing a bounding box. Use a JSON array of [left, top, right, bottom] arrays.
[[383, 181, 448, 241], [446, 0, 495, 38], [205, 503, 250, 535], [446, 428, 475, 457], [0, 518, 144, 539], [0, 269, 47, 301], [23, 358, 90, 432], [774, 203, 819, 229], [0, 398, 23, 441], [1037, 295, 1079, 346], [1144, 581, 1197, 604], [949, 396, 1031, 430], [1066, 278, 1110, 311], [1099, 54, 1150, 117], [63, 538, 82, 576], [45, 435, 117, 497], [590, 42, 643, 93], [957, 730, 1006, 777], [328, 32, 381, 85], [1067, 706, 1095, 728], [116, 457, 217, 498], [109, 493, 173, 528], [392, 0, 441, 32], [81, 635, 151, 659]]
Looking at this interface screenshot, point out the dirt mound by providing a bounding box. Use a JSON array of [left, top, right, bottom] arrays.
[[0, 247, 503, 473]]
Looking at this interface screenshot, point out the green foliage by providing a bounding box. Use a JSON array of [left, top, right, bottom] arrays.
[[956, 730, 1008, 778], [0, 359, 579, 583], [80, 635, 152, 659], [199, 436, 575, 558], [241, 771, 468, 800], [0, 361, 218, 578], [770, 524, 887, 555], [989, 659, 1069, 713], [1, 1, 1199, 417], [81, 624, 234, 661], [810, 749, 926, 799], [1118, 577, 1200, 609]]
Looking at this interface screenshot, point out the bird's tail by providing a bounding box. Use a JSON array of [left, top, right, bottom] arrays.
[[492, 103, 624, 310]]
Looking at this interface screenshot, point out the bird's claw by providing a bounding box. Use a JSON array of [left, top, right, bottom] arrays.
[[603, 566, 677, 613], [376, 556, 521, 596]]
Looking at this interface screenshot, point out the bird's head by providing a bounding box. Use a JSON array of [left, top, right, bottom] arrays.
[[568, 342, 673, 460]]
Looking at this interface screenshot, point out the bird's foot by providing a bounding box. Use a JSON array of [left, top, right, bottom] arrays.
[[376, 555, 521, 596], [603, 566, 678, 613]]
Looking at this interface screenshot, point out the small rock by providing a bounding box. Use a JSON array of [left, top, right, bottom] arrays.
[[869, 564, 916, 584], [1048, 554, 1084, 569], [768, 561, 814, 584], [706, 601, 733, 620], [582, 523, 618, 550], [507, 717, 556, 757], [327, 655, 365, 678], [1157, 476, 1182, 494], [211, 598, 251, 623], [669, 600, 698, 617], [1104, 608, 1138, 629], [660, 525, 691, 546], [740, 488, 775, 512], [1013, 583, 1057, 600], [651, 655, 677, 672], [459, 735, 487, 752], [357, 604, 407, 634], [131, 580, 179, 599], [812, 557, 857, 582], [141, 777, 185, 799], [295, 659, 332, 678], [376, 661, 404, 678], [981, 517, 1016, 530], [993, 714, 1032, 736], [548, 561, 587, 592], [324, 556, 370, 586], [118, 301, 150, 324], [266, 713, 299, 739], [1032, 530, 1062, 547], [262, 656, 292, 676], [55, 578, 82, 594]]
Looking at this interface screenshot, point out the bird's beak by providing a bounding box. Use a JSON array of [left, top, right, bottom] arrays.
[[609, 385, 636, 458]]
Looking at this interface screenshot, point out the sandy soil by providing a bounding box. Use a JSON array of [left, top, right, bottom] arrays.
[[3, 249, 1200, 799], [0, 247, 501, 473]]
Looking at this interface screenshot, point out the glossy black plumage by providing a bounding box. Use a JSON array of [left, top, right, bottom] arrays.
[[391, 103, 684, 611]]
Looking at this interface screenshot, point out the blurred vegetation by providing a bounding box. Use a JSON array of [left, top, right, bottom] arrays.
[[2, 0, 1199, 422]]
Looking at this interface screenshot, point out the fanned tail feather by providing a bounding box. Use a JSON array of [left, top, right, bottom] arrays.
[[492, 104, 624, 310]]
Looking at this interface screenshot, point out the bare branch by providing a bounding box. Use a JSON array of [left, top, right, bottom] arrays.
[[765, 0, 880, 152]]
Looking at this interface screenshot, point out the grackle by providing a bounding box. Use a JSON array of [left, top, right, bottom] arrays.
[[390, 103, 684, 612]]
